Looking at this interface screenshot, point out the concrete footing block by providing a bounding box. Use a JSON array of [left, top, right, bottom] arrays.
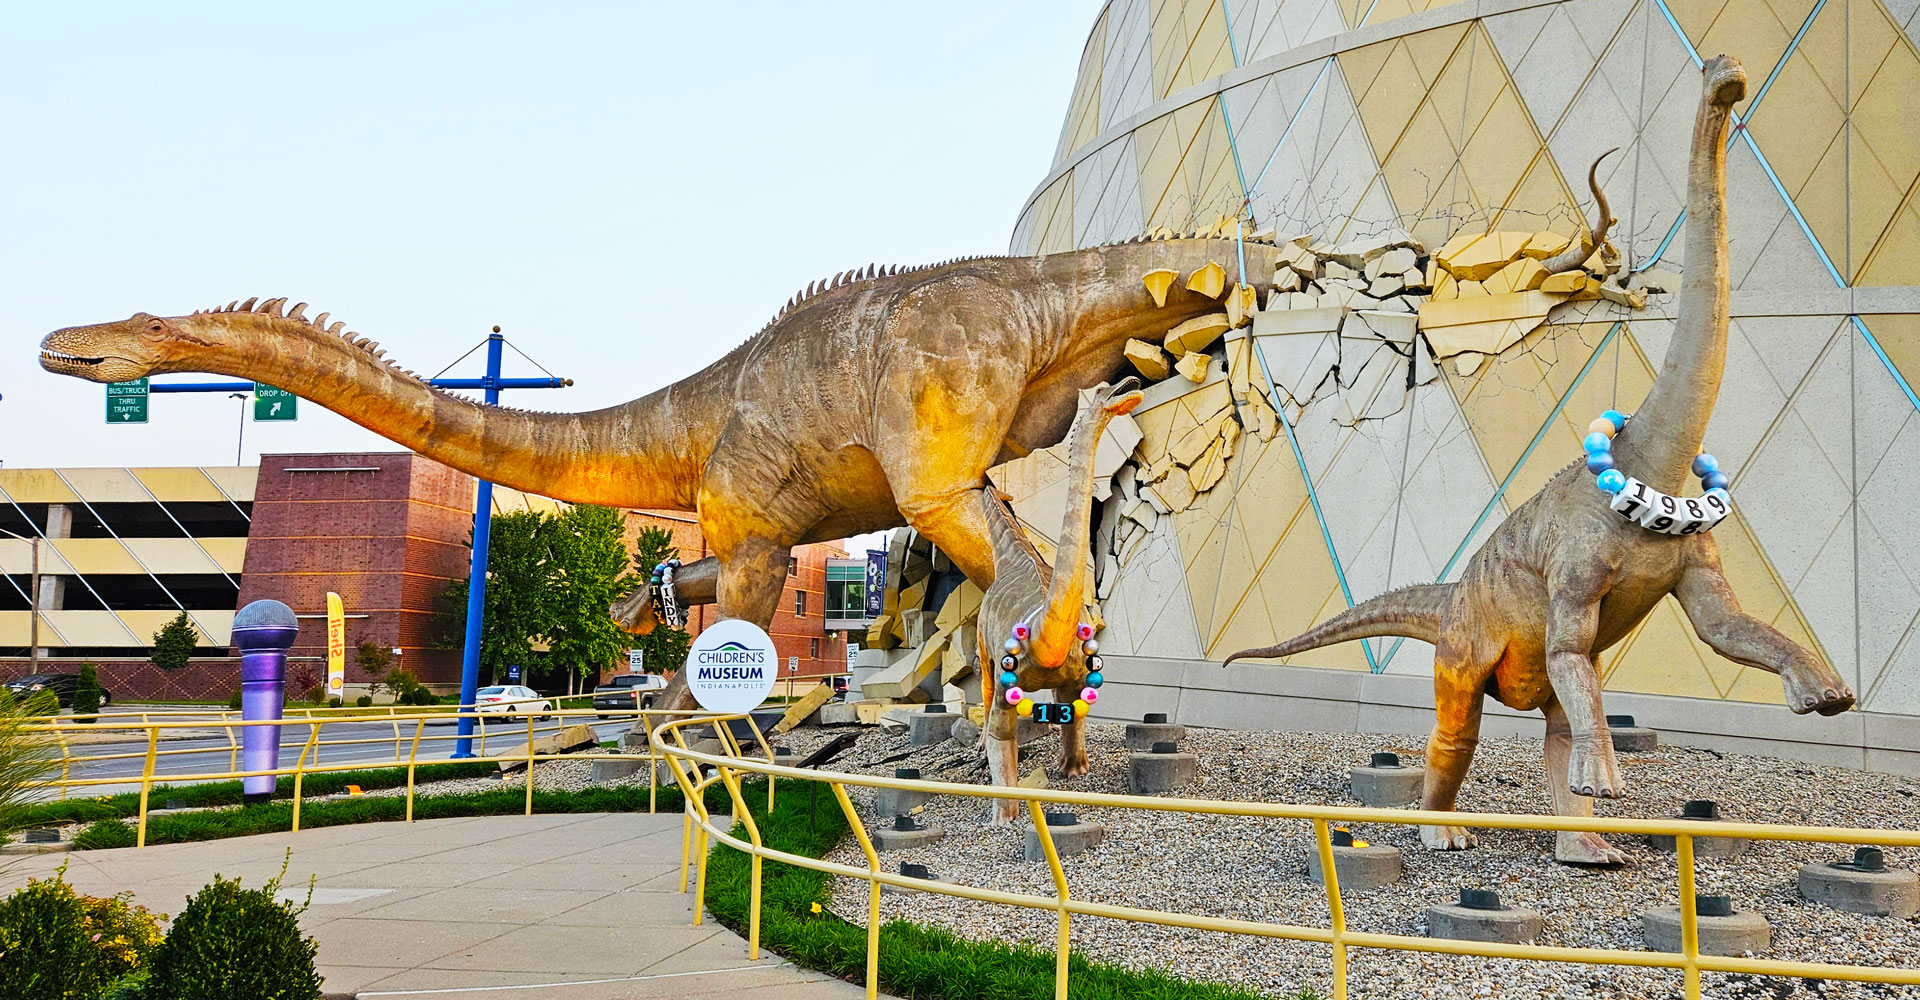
[[1025, 814, 1107, 861], [1607, 715, 1658, 752], [1643, 904, 1769, 956], [1304, 841, 1403, 890], [908, 709, 960, 746], [1129, 748, 1197, 793], [1349, 755, 1424, 808], [1427, 892, 1544, 944], [874, 768, 935, 817], [1124, 720, 1187, 750], [1648, 800, 1748, 858], [816, 702, 859, 725], [590, 757, 644, 782], [872, 826, 945, 852], [1798, 852, 1920, 918]]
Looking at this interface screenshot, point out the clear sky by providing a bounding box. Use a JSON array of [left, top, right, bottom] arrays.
[[0, 1, 1098, 522]]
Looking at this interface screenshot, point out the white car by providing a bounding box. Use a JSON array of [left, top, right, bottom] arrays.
[[474, 685, 551, 719]]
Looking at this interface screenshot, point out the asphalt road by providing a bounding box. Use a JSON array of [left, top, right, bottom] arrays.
[[49, 716, 642, 795]]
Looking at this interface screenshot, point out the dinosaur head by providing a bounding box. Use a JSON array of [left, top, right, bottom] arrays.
[[1702, 54, 1747, 108], [40, 312, 204, 383]]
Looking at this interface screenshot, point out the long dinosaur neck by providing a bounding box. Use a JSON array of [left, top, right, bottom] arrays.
[[171, 309, 717, 509], [1029, 396, 1120, 667], [1043, 237, 1281, 349], [1616, 60, 1742, 493]]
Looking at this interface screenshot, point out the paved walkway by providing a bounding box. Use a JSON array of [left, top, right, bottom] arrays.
[[3, 812, 873, 998]]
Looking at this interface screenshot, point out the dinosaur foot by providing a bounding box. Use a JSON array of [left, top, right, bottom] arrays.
[[1555, 831, 1628, 866], [1785, 674, 1855, 716], [1421, 825, 1477, 850], [1568, 742, 1625, 799], [1057, 755, 1091, 780], [988, 799, 1022, 827]]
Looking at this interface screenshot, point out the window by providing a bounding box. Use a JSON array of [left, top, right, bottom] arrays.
[[810, 638, 820, 658], [787, 556, 797, 576], [794, 591, 806, 616]]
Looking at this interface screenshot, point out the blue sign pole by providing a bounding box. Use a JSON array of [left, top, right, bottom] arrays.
[[452, 331, 506, 758]]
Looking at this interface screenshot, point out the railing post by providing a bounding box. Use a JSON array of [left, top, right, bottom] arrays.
[[742, 713, 776, 815], [524, 712, 537, 816], [290, 722, 320, 833], [644, 708, 657, 815], [1024, 798, 1073, 1000], [1313, 819, 1349, 1000], [714, 761, 765, 959], [223, 714, 238, 774], [406, 718, 424, 823], [830, 781, 883, 1000], [135, 727, 158, 848], [1678, 833, 1700, 1000]]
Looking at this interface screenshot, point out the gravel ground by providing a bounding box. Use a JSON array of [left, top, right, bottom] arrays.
[[792, 723, 1919, 1000]]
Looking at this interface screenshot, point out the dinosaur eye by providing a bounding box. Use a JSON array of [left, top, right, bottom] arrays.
[[149, 322, 163, 332]]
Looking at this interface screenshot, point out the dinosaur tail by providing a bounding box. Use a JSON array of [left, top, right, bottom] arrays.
[[1222, 583, 1454, 666]]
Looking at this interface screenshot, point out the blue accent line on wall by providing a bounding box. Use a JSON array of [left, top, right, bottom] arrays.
[[1253, 338, 1380, 672]]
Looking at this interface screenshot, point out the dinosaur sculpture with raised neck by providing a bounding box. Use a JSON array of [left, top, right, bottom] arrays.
[[1225, 55, 1855, 865], [975, 378, 1142, 823], [41, 237, 1292, 708]]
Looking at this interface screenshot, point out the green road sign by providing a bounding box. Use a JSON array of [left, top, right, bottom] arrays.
[[105, 379, 149, 423], [254, 384, 298, 421]]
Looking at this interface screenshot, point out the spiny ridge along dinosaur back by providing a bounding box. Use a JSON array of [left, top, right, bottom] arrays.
[[1225, 55, 1855, 867]]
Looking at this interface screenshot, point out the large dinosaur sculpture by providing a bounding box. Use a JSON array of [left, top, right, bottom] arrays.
[[39, 238, 1295, 708], [976, 378, 1143, 823], [1225, 56, 1855, 865]]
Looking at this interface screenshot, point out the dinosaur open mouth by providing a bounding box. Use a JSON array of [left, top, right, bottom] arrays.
[[39, 350, 107, 366]]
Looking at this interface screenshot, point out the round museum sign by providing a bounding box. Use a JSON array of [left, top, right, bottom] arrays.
[[683, 619, 779, 714]]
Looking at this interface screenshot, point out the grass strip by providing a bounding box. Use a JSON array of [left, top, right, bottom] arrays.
[[700, 782, 1304, 1000], [23, 760, 504, 826], [66, 780, 737, 849]]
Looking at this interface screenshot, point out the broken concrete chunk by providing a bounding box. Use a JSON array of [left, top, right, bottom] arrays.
[[1378, 246, 1418, 274], [1323, 260, 1357, 282], [1484, 257, 1547, 295], [1186, 261, 1227, 299], [1224, 283, 1258, 327], [1538, 270, 1588, 294], [1628, 268, 1679, 295], [1352, 309, 1417, 345], [1518, 231, 1573, 260], [1287, 291, 1318, 310], [1142, 268, 1179, 307], [1598, 283, 1648, 309], [1125, 338, 1171, 379], [1272, 267, 1302, 293], [1164, 312, 1232, 355], [1174, 350, 1211, 383], [1434, 230, 1534, 282], [1145, 469, 1196, 512], [1188, 437, 1228, 493]]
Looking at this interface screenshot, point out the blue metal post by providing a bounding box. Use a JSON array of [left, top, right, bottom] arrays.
[[452, 330, 505, 757]]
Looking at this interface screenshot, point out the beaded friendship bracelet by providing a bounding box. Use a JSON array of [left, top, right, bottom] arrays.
[[999, 619, 1103, 724], [1582, 410, 1732, 536]]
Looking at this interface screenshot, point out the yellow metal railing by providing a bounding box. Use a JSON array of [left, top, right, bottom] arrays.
[[651, 713, 1920, 1000], [25, 705, 741, 847]]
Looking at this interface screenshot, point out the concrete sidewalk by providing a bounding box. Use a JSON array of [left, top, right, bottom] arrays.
[[2, 812, 875, 998]]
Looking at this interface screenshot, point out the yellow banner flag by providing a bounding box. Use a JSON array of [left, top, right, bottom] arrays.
[[326, 592, 346, 698]]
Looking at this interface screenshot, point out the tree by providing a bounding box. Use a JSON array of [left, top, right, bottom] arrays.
[[545, 505, 637, 693], [149, 611, 200, 672], [353, 641, 392, 679], [71, 663, 101, 721], [628, 525, 690, 676], [436, 510, 557, 684]]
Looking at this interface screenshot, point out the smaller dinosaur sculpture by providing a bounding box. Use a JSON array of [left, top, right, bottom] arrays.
[[976, 378, 1143, 824], [1225, 55, 1855, 865]]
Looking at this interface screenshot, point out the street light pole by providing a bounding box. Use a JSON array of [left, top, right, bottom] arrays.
[[229, 392, 248, 465]]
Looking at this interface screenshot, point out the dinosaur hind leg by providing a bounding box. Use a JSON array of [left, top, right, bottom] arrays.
[[1056, 685, 1090, 778], [1544, 697, 1628, 865], [1420, 637, 1486, 851], [897, 484, 998, 587]]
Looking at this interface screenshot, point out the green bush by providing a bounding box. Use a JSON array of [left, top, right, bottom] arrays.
[[354, 695, 372, 708], [75, 817, 136, 850], [326, 697, 342, 709], [0, 867, 108, 999], [143, 865, 320, 1000], [72, 663, 102, 721], [226, 689, 241, 712]]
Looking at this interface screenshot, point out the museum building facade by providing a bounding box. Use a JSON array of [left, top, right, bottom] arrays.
[[1009, 0, 1920, 772]]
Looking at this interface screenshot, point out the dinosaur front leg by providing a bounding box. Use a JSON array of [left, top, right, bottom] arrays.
[[1675, 544, 1854, 715], [1545, 584, 1624, 799], [1543, 697, 1628, 865], [1055, 687, 1090, 778], [1420, 643, 1484, 851], [650, 540, 792, 713], [984, 697, 1022, 825]]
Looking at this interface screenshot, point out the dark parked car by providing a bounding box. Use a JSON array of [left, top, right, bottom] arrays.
[[3, 673, 112, 709], [592, 673, 669, 717]]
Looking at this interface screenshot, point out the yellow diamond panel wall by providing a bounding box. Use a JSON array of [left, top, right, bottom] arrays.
[[1015, 0, 1920, 716]]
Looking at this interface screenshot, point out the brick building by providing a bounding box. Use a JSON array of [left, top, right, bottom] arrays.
[[1, 453, 851, 699]]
